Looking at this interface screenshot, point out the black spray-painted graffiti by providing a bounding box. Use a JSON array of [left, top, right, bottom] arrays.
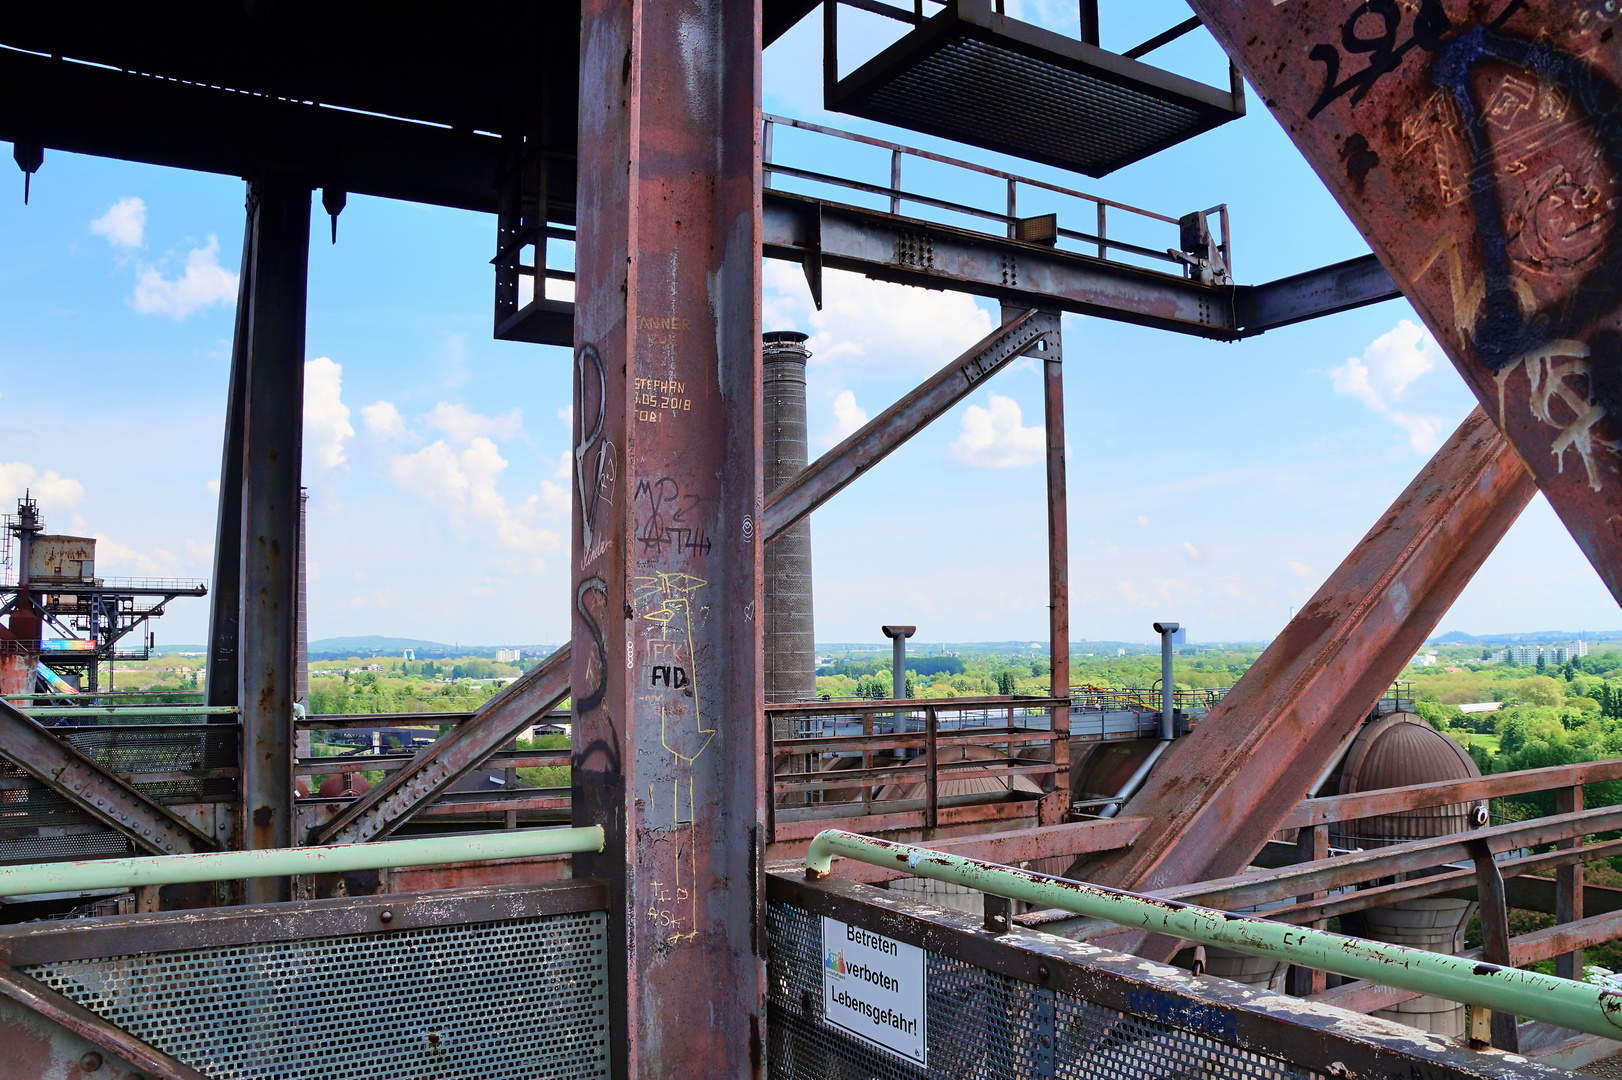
[[575, 576, 610, 714], [1428, 25, 1622, 373], [575, 344, 612, 552], [635, 476, 712, 557], [1307, 0, 1454, 119]]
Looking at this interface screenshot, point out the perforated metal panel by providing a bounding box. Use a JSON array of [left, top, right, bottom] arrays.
[[769, 901, 1320, 1080], [22, 911, 610, 1080]]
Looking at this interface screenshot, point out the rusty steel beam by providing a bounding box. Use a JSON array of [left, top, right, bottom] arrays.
[[1283, 757, 1622, 830], [0, 701, 216, 856], [0, 966, 207, 1080], [311, 645, 569, 845], [1187, 0, 1622, 603], [764, 310, 1057, 538], [1069, 409, 1535, 930], [569, 2, 763, 1079], [1042, 317, 1071, 825], [818, 816, 1148, 884]]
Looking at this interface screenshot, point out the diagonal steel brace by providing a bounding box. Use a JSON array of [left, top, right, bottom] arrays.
[[0, 701, 217, 856], [313, 644, 570, 844], [763, 308, 1058, 538], [1068, 408, 1535, 958]]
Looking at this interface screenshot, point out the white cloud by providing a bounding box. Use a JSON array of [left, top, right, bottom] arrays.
[[304, 358, 354, 472], [361, 400, 407, 441], [130, 236, 238, 320], [949, 393, 1044, 469], [389, 437, 557, 556], [424, 402, 525, 444], [825, 390, 869, 446], [205, 478, 220, 497], [1289, 560, 1314, 578], [1181, 541, 1204, 564], [1330, 319, 1450, 452], [185, 538, 214, 563], [0, 462, 86, 514], [90, 197, 146, 248], [95, 536, 179, 576], [765, 263, 993, 379]]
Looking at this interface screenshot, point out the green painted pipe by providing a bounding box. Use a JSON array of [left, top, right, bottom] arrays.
[[806, 829, 1622, 1041], [0, 826, 604, 897]]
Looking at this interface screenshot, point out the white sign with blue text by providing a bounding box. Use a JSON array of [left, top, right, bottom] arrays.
[[822, 915, 928, 1065]]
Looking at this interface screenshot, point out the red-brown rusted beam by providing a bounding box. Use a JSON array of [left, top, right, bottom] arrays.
[[814, 816, 1148, 884], [1187, 0, 1622, 602], [1043, 316, 1071, 825], [570, 2, 762, 1078], [1070, 409, 1535, 940], [1283, 757, 1622, 830]]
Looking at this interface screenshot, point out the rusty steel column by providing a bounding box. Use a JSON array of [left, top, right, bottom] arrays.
[[1042, 319, 1070, 825], [1073, 409, 1535, 932], [570, 2, 763, 1079], [237, 177, 310, 902], [763, 331, 815, 705], [1186, 0, 1622, 605]]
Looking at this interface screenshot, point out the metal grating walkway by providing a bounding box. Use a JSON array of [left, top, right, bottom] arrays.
[[828, 1, 1243, 178]]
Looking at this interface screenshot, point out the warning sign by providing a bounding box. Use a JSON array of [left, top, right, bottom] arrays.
[[822, 916, 928, 1065]]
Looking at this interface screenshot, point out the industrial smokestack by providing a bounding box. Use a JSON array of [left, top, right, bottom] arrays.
[[763, 331, 815, 704]]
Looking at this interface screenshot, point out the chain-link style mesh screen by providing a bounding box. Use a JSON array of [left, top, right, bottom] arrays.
[[22, 911, 609, 1080], [769, 901, 1321, 1080]]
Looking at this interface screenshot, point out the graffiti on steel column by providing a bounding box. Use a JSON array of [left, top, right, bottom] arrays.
[[1307, 0, 1622, 491], [575, 344, 616, 562], [637, 568, 714, 946], [634, 476, 713, 556]]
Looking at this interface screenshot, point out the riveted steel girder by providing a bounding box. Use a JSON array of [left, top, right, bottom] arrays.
[[0, 701, 217, 856]]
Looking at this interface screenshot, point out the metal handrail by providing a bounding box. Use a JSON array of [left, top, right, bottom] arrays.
[[804, 829, 1622, 1042], [0, 826, 605, 897]]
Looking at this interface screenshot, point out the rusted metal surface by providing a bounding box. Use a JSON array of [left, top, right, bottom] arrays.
[[767, 797, 1042, 856], [0, 992, 151, 1080], [236, 177, 310, 903], [569, 2, 763, 1078], [0, 701, 216, 855], [0, 880, 606, 968], [1282, 755, 1622, 829], [772, 869, 1571, 1080], [1042, 318, 1071, 825], [762, 311, 1056, 538], [810, 816, 1148, 884], [1558, 784, 1587, 979], [0, 966, 206, 1080], [1188, 0, 1622, 601], [1072, 409, 1535, 919], [312, 645, 569, 845], [1472, 839, 1519, 1050]]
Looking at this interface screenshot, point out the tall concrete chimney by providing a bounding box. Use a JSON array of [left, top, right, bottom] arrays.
[[763, 331, 815, 703]]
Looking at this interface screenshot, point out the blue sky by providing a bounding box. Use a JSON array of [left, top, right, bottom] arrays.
[[0, 2, 1615, 649]]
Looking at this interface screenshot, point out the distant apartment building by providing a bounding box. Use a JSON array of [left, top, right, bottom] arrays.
[[496, 648, 522, 663], [1490, 640, 1588, 665], [1412, 652, 1438, 667]]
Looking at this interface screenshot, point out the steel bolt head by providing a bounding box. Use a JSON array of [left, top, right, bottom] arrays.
[[80, 1051, 103, 1071], [380, 909, 394, 924]]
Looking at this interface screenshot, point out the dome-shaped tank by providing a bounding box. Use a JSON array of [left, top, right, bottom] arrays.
[[318, 771, 372, 798], [1338, 712, 1481, 1038]]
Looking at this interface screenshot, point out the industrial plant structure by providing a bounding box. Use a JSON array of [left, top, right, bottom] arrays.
[[1, 1, 1621, 1078]]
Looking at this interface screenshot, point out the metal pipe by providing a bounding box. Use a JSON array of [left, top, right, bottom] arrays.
[[20, 706, 239, 718], [0, 826, 604, 897], [881, 625, 915, 701], [1098, 739, 1170, 818], [803, 829, 1622, 1042], [1153, 621, 1179, 739]]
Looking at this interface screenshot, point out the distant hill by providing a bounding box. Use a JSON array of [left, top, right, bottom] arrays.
[[307, 635, 560, 659], [1430, 630, 1621, 645]]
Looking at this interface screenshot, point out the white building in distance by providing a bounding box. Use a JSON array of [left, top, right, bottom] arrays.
[[1490, 640, 1588, 665], [496, 647, 522, 663]]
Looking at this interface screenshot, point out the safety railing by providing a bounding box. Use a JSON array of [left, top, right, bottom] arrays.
[[762, 112, 1231, 280], [804, 829, 1622, 1045], [769, 861, 1552, 1080], [766, 695, 1064, 837]]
